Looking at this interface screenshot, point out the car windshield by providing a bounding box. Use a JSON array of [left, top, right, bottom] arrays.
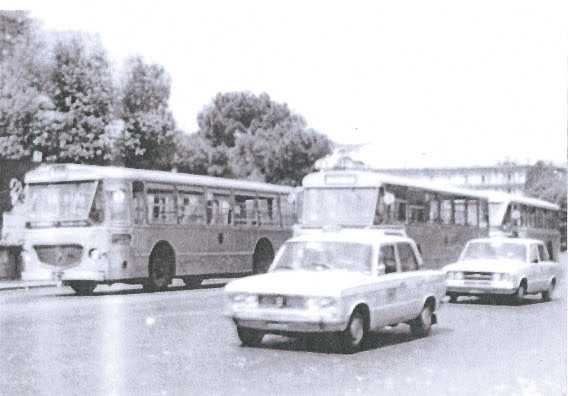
[[270, 241, 373, 274], [460, 241, 527, 262]]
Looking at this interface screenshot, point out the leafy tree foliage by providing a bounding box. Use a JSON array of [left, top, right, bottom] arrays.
[[189, 91, 332, 185], [113, 56, 177, 170], [33, 34, 115, 163], [0, 11, 51, 160], [524, 161, 567, 206]]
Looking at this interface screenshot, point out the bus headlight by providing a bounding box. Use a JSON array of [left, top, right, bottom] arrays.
[[89, 248, 101, 260]]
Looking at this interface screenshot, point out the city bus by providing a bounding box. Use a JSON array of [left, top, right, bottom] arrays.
[[20, 164, 295, 294], [485, 191, 561, 260], [297, 169, 491, 267]]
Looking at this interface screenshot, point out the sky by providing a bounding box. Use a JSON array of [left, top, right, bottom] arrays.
[[11, 1, 568, 168]]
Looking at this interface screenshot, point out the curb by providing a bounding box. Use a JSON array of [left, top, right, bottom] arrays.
[[0, 282, 59, 291]]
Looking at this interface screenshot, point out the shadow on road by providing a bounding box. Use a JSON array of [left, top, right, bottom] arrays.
[[53, 282, 227, 298], [254, 326, 454, 355], [448, 295, 547, 307]]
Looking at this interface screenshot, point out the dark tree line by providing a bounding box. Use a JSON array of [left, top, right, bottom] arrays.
[[0, 11, 332, 186]]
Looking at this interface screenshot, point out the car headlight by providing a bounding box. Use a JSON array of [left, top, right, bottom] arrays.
[[447, 271, 464, 280], [305, 297, 337, 311], [492, 273, 512, 282], [230, 293, 258, 308]]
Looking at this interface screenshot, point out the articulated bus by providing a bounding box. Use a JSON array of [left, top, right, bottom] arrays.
[[298, 170, 491, 268], [21, 164, 295, 294], [486, 192, 561, 260]]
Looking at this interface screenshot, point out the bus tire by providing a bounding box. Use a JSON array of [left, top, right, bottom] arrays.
[[145, 243, 175, 292], [68, 281, 96, 295], [253, 239, 274, 274], [182, 276, 202, 289]]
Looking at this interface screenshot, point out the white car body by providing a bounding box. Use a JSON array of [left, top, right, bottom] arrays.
[[444, 237, 560, 301], [225, 229, 445, 350]]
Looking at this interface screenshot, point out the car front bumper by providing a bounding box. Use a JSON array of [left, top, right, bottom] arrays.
[[228, 309, 347, 334], [446, 281, 517, 295]]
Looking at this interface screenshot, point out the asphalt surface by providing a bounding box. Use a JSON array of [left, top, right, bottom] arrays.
[[0, 267, 565, 395]]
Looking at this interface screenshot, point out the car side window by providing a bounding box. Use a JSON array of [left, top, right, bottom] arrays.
[[397, 243, 418, 272], [379, 245, 397, 274], [528, 245, 539, 263], [537, 244, 549, 262]]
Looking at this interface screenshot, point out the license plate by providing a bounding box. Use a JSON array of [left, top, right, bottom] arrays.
[[266, 321, 288, 330]]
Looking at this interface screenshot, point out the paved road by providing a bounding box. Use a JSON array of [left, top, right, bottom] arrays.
[[0, 275, 565, 395]]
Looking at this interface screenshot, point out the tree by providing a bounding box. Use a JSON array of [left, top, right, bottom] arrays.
[[32, 33, 115, 163], [0, 11, 51, 160], [524, 161, 567, 205], [194, 91, 332, 184], [115, 56, 177, 169]]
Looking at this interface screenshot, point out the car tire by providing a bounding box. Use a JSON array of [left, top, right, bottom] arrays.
[[541, 280, 555, 302], [513, 283, 526, 305], [340, 310, 368, 354], [410, 305, 433, 338], [237, 326, 264, 347], [448, 294, 458, 303]]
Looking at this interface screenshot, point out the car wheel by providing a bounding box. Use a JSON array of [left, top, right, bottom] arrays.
[[541, 280, 555, 302], [448, 294, 458, 303], [237, 326, 264, 347], [68, 281, 96, 295], [340, 310, 368, 353], [410, 305, 433, 338], [513, 283, 526, 304]]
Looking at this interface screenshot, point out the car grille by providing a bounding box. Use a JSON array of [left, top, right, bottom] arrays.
[[463, 272, 493, 282], [34, 244, 83, 268], [258, 295, 304, 309]]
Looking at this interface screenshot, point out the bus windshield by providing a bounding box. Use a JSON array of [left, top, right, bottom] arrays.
[[27, 181, 101, 226], [460, 241, 527, 262], [301, 187, 377, 227], [271, 241, 373, 274]]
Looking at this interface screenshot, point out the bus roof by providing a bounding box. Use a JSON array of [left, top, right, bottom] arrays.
[[25, 164, 293, 195], [303, 170, 490, 200], [482, 191, 560, 211]]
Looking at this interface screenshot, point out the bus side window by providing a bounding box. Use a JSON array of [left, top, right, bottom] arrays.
[[379, 245, 397, 274], [258, 196, 277, 226], [132, 181, 145, 225], [147, 188, 176, 224], [234, 195, 257, 226], [397, 243, 418, 272], [178, 191, 204, 225]]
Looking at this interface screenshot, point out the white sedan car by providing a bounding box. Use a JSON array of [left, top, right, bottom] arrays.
[[444, 237, 560, 304], [225, 229, 445, 353]]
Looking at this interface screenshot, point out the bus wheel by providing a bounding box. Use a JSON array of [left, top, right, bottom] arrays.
[[182, 276, 202, 289], [145, 244, 174, 292], [69, 281, 96, 295], [253, 240, 274, 274]]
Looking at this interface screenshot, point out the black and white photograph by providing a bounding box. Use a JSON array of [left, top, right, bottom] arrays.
[[0, 1, 566, 394]]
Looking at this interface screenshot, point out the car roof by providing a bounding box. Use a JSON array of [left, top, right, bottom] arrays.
[[467, 237, 544, 246], [288, 229, 414, 246]]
